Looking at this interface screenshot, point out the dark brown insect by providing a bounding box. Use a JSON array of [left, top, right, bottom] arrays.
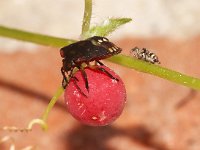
[[60, 36, 122, 91]]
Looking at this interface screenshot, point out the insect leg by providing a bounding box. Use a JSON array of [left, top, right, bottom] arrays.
[[66, 66, 87, 96], [77, 66, 89, 92], [91, 65, 119, 81], [61, 67, 68, 88], [92, 61, 119, 81], [71, 76, 87, 97], [96, 60, 104, 66], [98, 67, 119, 81]]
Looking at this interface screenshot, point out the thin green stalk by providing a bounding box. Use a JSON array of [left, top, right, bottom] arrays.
[[108, 55, 200, 90], [2, 87, 64, 131], [26, 86, 64, 131], [0, 25, 75, 47], [81, 0, 92, 38], [41, 86, 64, 123], [0, 26, 200, 90]]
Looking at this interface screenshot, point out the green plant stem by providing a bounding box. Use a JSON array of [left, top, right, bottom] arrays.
[[41, 86, 64, 123], [0, 26, 200, 90], [81, 0, 92, 38], [0, 25, 76, 47], [108, 55, 200, 90]]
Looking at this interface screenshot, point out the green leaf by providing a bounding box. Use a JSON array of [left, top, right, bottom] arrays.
[[84, 18, 132, 38]]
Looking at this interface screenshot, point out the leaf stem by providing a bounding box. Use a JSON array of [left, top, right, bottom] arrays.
[[0, 25, 76, 47], [41, 86, 64, 123], [108, 55, 200, 90], [0, 25, 199, 90], [81, 0, 92, 38]]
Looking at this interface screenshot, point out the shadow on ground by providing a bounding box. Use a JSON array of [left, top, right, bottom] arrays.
[[63, 124, 168, 150]]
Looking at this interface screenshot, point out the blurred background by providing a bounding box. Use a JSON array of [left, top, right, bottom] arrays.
[[0, 0, 200, 150]]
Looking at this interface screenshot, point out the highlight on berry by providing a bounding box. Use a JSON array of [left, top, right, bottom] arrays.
[[60, 36, 122, 91], [130, 47, 160, 64]]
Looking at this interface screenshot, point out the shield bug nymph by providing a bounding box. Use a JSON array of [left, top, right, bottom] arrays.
[[60, 36, 122, 91], [130, 47, 160, 64]]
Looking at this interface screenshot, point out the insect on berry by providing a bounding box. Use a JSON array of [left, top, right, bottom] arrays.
[[131, 47, 160, 64], [60, 36, 122, 91]]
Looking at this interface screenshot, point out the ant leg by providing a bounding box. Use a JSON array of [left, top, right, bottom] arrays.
[[77, 66, 89, 92], [61, 67, 68, 88]]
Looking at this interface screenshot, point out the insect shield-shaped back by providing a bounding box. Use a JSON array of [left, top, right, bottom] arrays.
[[60, 36, 122, 90], [60, 36, 122, 66], [88, 36, 122, 59]]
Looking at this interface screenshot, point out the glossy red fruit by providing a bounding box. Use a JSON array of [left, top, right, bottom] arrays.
[[64, 65, 126, 126]]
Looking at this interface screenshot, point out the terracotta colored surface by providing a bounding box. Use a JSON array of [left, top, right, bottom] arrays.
[[0, 37, 200, 150]]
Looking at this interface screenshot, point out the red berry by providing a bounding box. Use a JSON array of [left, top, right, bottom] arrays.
[[64, 65, 126, 126]]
